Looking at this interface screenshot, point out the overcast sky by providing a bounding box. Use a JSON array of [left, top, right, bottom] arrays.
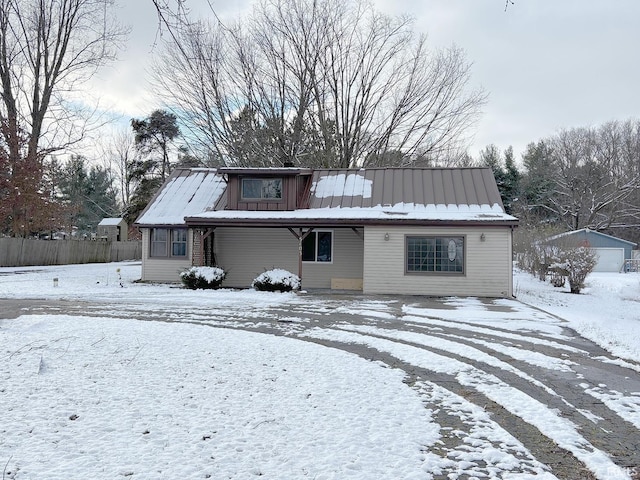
[[90, 0, 640, 163]]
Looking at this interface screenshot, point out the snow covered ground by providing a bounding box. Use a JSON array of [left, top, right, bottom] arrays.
[[514, 268, 640, 363], [1, 262, 639, 479]]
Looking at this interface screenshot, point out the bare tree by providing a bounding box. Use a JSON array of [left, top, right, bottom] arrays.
[[152, 0, 486, 168], [100, 127, 138, 212], [548, 124, 640, 231], [0, 0, 126, 236]]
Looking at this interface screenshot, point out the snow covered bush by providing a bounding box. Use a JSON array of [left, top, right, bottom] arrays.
[[252, 269, 300, 292], [549, 246, 597, 294], [180, 266, 226, 290]]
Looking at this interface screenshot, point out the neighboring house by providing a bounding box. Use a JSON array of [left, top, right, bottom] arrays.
[[546, 229, 637, 273], [135, 167, 519, 297], [97, 218, 128, 242]]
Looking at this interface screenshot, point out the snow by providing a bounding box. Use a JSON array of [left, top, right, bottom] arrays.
[[251, 268, 301, 290], [180, 265, 226, 283], [191, 202, 515, 222], [97, 218, 124, 226], [1, 262, 639, 479], [514, 268, 640, 362], [135, 170, 226, 225], [311, 172, 373, 199]]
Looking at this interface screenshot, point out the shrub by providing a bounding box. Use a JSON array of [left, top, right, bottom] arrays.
[[252, 268, 300, 292], [549, 246, 597, 294], [180, 266, 226, 290]]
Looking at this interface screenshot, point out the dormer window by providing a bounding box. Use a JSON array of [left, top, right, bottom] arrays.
[[241, 178, 283, 200]]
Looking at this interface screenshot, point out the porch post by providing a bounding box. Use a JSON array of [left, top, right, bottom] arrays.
[[298, 230, 303, 287], [287, 227, 314, 290], [198, 229, 204, 266]]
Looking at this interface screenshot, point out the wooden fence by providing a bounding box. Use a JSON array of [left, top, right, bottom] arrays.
[[0, 238, 142, 267]]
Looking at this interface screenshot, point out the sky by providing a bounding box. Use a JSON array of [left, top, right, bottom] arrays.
[[91, 0, 640, 163]]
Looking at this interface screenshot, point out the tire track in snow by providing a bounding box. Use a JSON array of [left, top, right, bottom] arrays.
[[303, 327, 632, 480], [334, 322, 640, 472], [4, 297, 640, 478]]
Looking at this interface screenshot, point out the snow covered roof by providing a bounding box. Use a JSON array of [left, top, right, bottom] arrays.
[[189, 204, 515, 226], [138, 167, 517, 227], [98, 218, 125, 226], [135, 169, 227, 226]]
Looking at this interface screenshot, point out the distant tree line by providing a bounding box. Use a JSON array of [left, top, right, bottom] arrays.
[[477, 119, 640, 245]]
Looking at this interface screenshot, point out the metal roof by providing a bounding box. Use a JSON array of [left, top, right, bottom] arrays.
[[547, 228, 637, 247], [135, 168, 226, 226], [137, 166, 517, 227], [308, 168, 504, 209]]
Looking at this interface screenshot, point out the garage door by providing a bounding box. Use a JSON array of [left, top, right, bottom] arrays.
[[592, 248, 624, 272]]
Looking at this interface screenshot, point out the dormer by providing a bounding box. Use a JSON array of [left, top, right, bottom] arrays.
[[217, 167, 313, 211]]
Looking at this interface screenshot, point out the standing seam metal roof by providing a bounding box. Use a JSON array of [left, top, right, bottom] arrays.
[[308, 167, 504, 209]]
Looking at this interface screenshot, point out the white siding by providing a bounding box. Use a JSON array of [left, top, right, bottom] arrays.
[[363, 225, 513, 297], [140, 228, 193, 282], [215, 227, 364, 289]]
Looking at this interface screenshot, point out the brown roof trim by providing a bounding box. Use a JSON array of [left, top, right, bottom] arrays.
[[184, 216, 518, 228]]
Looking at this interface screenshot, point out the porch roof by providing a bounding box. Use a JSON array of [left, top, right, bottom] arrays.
[[185, 203, 518, 228]]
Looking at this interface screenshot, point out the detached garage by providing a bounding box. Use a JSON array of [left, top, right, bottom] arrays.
[[547, 229, 637, 272]]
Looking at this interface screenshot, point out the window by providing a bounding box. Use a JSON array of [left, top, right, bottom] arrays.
[[150, 228, 188, 258], [302, 230, 332, 263], [171, 229, 187, 256], [150, 228, 168, 257], [241, 178, 283, 200], [406, 236, 464, 274]]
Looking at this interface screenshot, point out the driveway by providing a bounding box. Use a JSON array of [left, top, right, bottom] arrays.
[[1, 294, 639, 480]]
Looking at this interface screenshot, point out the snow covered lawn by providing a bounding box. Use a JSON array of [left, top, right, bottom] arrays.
[[1, 315, 435, 479], [1, 262, 639, 479], [514, 268, 640, 363]]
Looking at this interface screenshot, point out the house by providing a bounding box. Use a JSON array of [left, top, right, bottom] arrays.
[[97, 218, 128, 242], [545, 228, 637, 272], [134, 167, 519, 297]]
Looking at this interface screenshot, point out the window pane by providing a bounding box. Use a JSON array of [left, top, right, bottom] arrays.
[[262, 179, 282, 199], [150, 228, 168, 257], [302, 232, 316, 261], [153, 228, 167, 242], [171, 229, 187, 257], [242, 178, 283, 199], [242, 179, 262, 199], [317, 232, 332, 262], [172, 242, 186, 256]]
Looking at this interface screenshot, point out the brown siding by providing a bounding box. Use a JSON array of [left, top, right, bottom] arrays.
[[226, 175, 299, 211]]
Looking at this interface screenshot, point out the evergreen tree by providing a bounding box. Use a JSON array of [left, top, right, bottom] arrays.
[[519, 141, 557, 224], [59, 156, 117, 236], [478, 144, 521, 214]]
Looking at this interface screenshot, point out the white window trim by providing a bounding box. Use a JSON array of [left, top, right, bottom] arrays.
[[302, 229, 334, 264]]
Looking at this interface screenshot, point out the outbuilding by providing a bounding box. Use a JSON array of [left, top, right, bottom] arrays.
[[97, 218, 128, 242], [546, 229, 637, 272]]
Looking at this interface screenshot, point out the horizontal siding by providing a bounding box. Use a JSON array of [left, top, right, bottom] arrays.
[[215, 227, 364, 289], [141, 228, 193, 282], [363, 226, 513, 297]]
